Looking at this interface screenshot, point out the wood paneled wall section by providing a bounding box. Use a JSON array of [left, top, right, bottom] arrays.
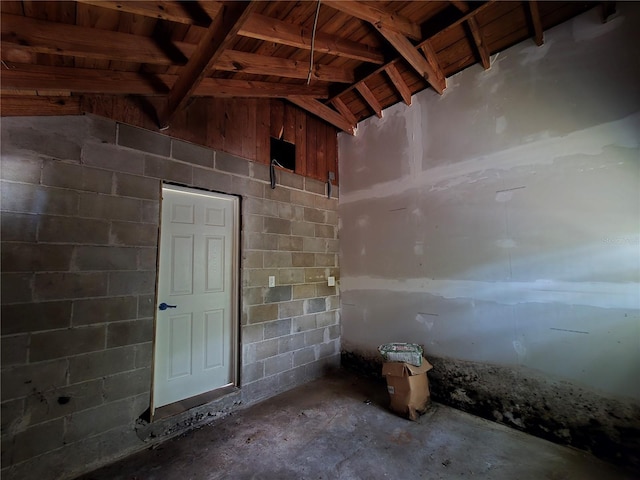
[[79, 95, 339, 185]]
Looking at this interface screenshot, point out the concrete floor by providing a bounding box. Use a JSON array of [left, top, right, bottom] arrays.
[[79, 371, 634, 480]]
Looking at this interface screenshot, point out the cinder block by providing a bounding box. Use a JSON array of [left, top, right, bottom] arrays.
[[326, 239, 339, 253], [264, 352, 292, 376], [291, 221, 315, 237], [305, 297, 326, 314], [141, 200, 160, 224], [231, 176, 263, 198], [1, 213, 38, 242], [1, 359, 67, 402], [264, 318, 292, 339], [64, 397, 133, 443], [249, 162, 270, 182], [73, 246, 137, 271], [1, 334, 28, 366], [277, 203, 303, 221], [30, 325, 106, 362], [292, 284, 315, 300], [243, 286, 264, 306], [316, 283, 337, 297], [245, 233, 278, 251], [244, 268, 277, 288], [0, 273, 33, 304], [42, 160, 112, 194], [102, 367, 151, 402], [242, 251, 263, 269], [315, 253, 337, 268], [277, 268, 304, 285], [304, 178, 326, 195], [118, 124, 171, 157], [315, 224, 335, 239], [264, 185, 291, 203], [328, 324, 340, 340], [172, 139, 214, 168], [290, 190, 316, 207], [39, 216, 110, 244], [326, 210, 338, 226], [192, 167, 232, 193], [79, 193, 141, 222], [241, 324, 264, 344], [278, 300, 304, 318], [2, 121, 82, 162], [277, 365, 306, 390], [1, 182, 78, 216], [293, 346, 316, 367], [1, 301, 71, 335], [108, 271, 156, 295], [144, 155, 192, 184], [86, 115, 117, 144], [68, 346, 136, 384], [33, 272, 108, 301], [291, 253, 314, 267], [247, 304, 278, 324], [291, 315, 316, 332], [278, 236, 303, 252], [278, 171, 304, 190], [137, 247, 157, 271], [72, 296, 137, 326], [316, 311, 337, 328], [304, 328, 324, 346], [106, 319, 153, 347], [242, 214, 263, 233], [313, 195, 338, 212], [264, 252, 292, 268], [82, 141, 145, 175], [1, 243, 72, 272], [216, 151, 250, 176], [254, 338, 278, 361], [304, 268, 326, 283], [304, 207, 326, 224], [1, 398, 24, 435], [278, 332, 305, 353], [134, 342, 153, 369], [244, 197, 278, 217], [24, 378, 103, 426], [241, 361, 264, 384], [264, 285, 292, 304], [303, 237, 325, 253], [114, 172, 159, 200], [9, 418, 65, 464], [0, 155, 42, 183], [110, 222, 158, 247], [327, 295, 340, 310], [137, 294, 155, 318], [318, 340, 338, 358], [263, 217, 291, 235]]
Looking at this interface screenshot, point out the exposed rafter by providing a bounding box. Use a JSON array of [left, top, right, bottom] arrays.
[[323, 1, 421, 40], [528, 1, 544, 46], [159, 2, 256, 128], [384, 64, 412, 105], [289, 97, 355, 135], [330, 97, 358, 126], [451, 1, 491, 70], [356, 82, 383, 118]]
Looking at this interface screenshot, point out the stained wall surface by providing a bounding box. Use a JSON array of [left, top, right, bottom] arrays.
[[338, 4, 640, 467], [1, 115, 340, 480]]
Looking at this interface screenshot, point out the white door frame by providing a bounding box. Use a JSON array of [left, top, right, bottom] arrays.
[[150, 183, 240, 417]]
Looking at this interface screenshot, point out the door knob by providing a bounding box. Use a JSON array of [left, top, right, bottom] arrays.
[[158, 302, 177, 311]]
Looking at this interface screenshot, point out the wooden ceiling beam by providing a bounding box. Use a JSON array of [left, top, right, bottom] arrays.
[[450, 1, 490, 69], [1, 95, 82, 116], [160, 1, 255, 128], [215, 50, 354, 83], [289, 97, 355, 135], [527, 1, 544, 45], [75, 1, 222, 27], [323, 0, 421, 41], [384, 64, 412, 105], [330, 97, 358, 126], [0, 63, 328, 98], [239, 13, 385, 64], [419, 41, 446, 89], [1, 12, 193, 65], [356, 82, 383, 118], [375, 25, 446, 94]]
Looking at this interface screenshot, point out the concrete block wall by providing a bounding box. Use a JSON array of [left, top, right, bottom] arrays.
[[0, 115, 340, 480]]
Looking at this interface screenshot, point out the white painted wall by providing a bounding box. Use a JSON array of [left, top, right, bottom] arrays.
[[338, 4, 640, 400]]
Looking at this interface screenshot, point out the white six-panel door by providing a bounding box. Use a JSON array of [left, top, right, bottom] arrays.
[[153, 185, 238, 409]]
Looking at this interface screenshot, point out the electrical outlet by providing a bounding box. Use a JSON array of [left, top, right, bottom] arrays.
[[268, 276, 276, 288], [327, 276, 335, 287]]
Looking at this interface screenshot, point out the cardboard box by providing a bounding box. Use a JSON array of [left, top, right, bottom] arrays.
[[382, 357, 433, 421]]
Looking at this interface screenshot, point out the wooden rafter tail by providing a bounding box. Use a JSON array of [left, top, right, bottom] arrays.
[[159, 1, 257, 129], [331, 97, 358, 126], [356, 83, 383, 118], [289, 97, 355, 135], [384, 64, 412, 106], [527, 1, 544, 46], [323, 0, 421, 41], [450, 0, 490, 70], [419, 42, 446, 87]]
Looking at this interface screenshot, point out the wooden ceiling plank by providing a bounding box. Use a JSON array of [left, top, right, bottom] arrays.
[[160, 2, 256, 128], [323, 0, 421, 41], [355, 82, 383, 118], [1, 95, 81, 116], [75, 1, 222, 27], [196, 78, 328, 98], [289, 97, 355, 135], [375, 25, 446, 95], [1, 13, 189, 65], [331, 97, 358, 126], [215, 50, 354, 83], [384, 63, 412, 105], [239, 13, 384, 64], [528, 1, 544, 45], [450, 1, 490, 69]]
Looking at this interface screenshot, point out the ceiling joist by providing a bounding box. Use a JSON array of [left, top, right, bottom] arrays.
[[356, 82, 383, 118], [451, 1, 491, 70], [384, 64, 412, 105], [330, 97, 358, 126], [289, 96, 355, 135]]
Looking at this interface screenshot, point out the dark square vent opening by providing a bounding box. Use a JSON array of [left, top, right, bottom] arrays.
[[270, 137, 296, 171]]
